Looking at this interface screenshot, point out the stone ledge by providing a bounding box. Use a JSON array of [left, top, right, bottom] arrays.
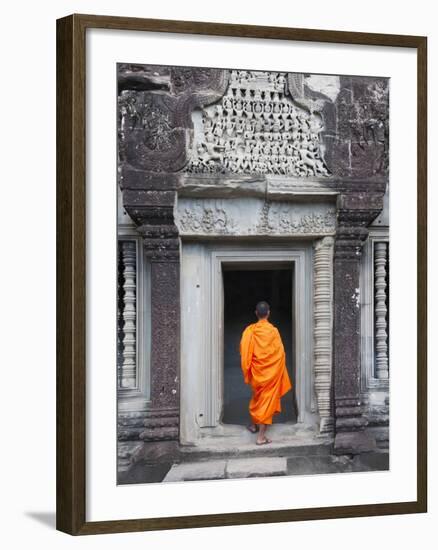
[[179, 438, 333, 461], [177, 173, 387, 200], [287, 451, 388, 475], [120, 448, 388, 483], [226, 457, 287, 479], [163, 460, 227, 482]]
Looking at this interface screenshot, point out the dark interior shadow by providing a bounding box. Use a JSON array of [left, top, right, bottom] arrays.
[[24, 511, 56, 529], [222, 267, 297, 425]]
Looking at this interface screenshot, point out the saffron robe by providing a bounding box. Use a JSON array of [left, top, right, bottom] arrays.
[[240, 318, 292, 425]]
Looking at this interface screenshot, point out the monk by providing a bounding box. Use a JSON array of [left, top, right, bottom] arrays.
[[239, 301, 292, 445]]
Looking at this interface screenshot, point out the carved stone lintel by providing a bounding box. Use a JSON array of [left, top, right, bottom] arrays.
[[175, 197, 336, 237], [313, 237, 334, 434]]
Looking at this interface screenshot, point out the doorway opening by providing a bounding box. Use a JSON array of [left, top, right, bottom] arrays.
[[222, 264, 297, 425]]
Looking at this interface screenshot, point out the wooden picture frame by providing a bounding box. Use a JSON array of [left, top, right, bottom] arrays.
[[56, 13, 427, 535]]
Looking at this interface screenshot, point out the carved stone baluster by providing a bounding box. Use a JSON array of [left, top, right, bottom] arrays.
[[374, 242, 389, 379], [117, 244, 125, 386], [313, 237, 334, 433], [121, 241, 137, 389]]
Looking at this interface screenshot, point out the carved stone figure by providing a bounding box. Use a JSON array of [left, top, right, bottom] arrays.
[[176, 199, 336, 237], [186, 70, 330, 177]]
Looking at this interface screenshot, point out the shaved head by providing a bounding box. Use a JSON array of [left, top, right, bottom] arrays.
[[255, 301, 270, 319]]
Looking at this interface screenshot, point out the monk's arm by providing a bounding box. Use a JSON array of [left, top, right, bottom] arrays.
[[275, 328, 286, 360], [240, 327, 254, 384]]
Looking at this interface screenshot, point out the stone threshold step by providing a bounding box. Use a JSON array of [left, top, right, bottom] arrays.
[[162, 450, 389, 483], [163, 457, 287, 482], [179, 440, 333, 461]]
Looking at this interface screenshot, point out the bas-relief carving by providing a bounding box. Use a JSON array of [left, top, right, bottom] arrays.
[[118, 64, 389, 183], [118, 66, 229, 173], [186, 70, 329, 177], [177, 204, 237, 235], [175, 198, 336, 236], [119, 92, 188, 172], [260, 203, 336, 235]]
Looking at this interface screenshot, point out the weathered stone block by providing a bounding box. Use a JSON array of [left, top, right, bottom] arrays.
[[119, 168, 180, 191], [351, 142, 386, 177], [351, 76, 389, 103], [334, 431, 377, 455], [226, 457, 287, 478], [163, 460, 226, 482], [337, 102, 356, 138], [324, 138, 350, 177]]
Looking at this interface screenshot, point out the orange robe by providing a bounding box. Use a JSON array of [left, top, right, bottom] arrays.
[[239, 318, 292, 425]]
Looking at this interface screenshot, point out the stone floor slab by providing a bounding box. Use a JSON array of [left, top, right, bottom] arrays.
[[226, 457, 287, 479], [163, 460, 226, 482]]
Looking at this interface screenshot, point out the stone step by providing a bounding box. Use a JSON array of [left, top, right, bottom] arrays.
[[226, 457, 287, 479], [178, 423, 334, 461], [162, 451, 389, 483], [117, 441, 144, 473], [163, 457, 288, 482], [285, 451, 389, 475], [179, 438, 333, 461], [164, 460, 227, 482]]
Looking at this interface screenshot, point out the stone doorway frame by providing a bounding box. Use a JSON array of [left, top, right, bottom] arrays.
[[180, 241, 318, 445]]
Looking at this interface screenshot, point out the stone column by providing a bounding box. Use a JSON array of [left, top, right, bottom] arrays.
[[313, 236, 334, 434], [139, 203, 181, 442], [142, 224, 180, 442], [333, 193, 383, 454]]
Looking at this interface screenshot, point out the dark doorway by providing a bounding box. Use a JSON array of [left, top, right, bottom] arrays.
[[222, 265, 297, 425]]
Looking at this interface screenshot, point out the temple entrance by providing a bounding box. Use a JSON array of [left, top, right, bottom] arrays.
[[222, 265, 297, 425], [180, 242, 316, 446]]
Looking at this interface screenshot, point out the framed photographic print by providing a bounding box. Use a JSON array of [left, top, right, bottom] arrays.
[[56, 14, 427, 535]]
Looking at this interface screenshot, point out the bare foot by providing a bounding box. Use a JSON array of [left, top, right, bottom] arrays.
[[256, 437, 272, 446], [246, 424, 259, 434]]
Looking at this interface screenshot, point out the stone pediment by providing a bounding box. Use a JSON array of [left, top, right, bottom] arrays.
[[186, 70, 330, 178]]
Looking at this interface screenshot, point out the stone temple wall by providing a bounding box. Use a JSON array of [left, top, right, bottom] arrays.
[[116, 63, 389, 473]]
